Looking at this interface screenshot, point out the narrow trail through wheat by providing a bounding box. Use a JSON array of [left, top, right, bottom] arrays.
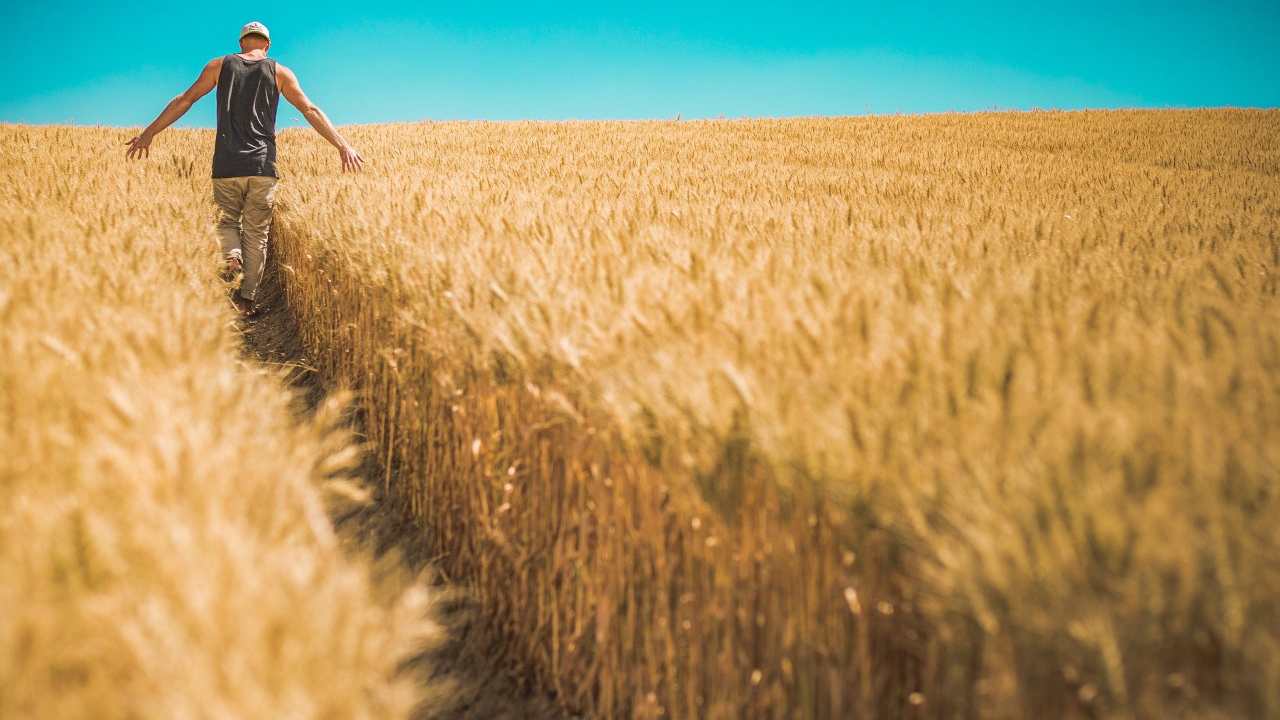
[[235, 266, 566, 719]]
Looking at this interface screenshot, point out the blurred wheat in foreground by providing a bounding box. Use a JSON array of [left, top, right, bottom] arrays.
[[0, 126, 443, 718]]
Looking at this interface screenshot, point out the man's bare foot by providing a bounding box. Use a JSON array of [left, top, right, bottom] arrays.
[[221, 257, 243, 282]]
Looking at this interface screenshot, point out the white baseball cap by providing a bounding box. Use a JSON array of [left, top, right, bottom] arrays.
[[240, 21, 270, 41]]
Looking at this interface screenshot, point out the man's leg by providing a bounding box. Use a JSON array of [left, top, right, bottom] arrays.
[[238, 176, 279, 302], [212, 178, 248, 275]]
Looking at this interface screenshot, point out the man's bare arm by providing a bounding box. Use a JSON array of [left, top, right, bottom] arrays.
[[277, 64, 364, 172], [125, 58, 220, 160]]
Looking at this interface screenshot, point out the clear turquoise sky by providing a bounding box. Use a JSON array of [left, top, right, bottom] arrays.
[[1, 1, 1277, 126]]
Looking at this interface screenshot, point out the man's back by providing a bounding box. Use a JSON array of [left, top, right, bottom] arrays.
[[213, 53, 280, 179]]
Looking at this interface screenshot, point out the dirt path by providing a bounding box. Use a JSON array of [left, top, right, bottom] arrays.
[[235, 268, 567, 720]]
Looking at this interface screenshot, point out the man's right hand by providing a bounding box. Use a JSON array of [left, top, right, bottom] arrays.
[[277, 62, 362, 171], [340, 144, 364, 172]]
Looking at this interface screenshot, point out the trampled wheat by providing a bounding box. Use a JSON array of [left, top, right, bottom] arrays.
[[0, 125, 444, 718]]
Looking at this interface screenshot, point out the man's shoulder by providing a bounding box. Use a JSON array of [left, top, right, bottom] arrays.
[[274, 62, 298, 84]]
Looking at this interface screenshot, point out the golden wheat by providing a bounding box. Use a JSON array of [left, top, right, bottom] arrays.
[[264, 110, 1279, 718], [0, 125, 444, 718], [7, 109, 1276, 719]]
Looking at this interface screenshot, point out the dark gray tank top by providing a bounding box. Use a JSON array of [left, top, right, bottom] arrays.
[[212, 54, 279, 179]]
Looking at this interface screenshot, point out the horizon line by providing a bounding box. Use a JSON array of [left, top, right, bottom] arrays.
[[5, 105, 1278, 130]]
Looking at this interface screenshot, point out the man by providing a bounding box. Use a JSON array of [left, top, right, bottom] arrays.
[[125, 21, 363, 316]]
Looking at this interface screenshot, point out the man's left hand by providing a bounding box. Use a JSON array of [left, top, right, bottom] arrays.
[[125, 133, 153, 160]]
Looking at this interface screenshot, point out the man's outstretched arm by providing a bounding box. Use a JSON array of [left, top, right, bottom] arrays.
[[125, 58, 221, 160], [277, 64, 364, 172]]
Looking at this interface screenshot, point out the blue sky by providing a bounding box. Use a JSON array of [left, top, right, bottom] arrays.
[[1, 1, 1277, 126]]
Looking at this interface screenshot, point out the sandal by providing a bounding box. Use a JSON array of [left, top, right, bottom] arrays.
[[232, 295, 259, 318], [221, 257, 243, 282]]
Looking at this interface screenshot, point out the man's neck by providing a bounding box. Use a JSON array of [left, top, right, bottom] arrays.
[[238, 49, 268, 60]]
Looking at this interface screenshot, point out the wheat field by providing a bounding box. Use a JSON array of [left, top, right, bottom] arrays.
[[4, 110, 1278, 718]]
